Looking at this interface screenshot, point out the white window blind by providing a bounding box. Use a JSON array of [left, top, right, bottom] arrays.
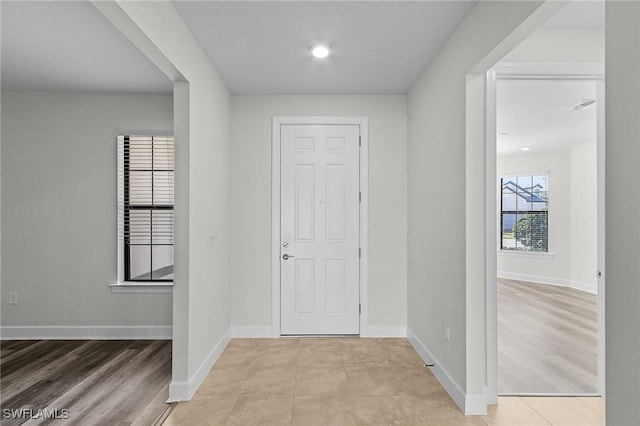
[[118, 135, 174, 281]]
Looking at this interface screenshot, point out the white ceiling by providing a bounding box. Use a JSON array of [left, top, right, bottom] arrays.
[[1, 1, 475, 95], [496, 79, 597, 156], [495, 0, 603, 157], [1, 1, 603, 156], [171, 1, 475, 94], [1, 1, 172, 93], [0, 0, 603, 96]]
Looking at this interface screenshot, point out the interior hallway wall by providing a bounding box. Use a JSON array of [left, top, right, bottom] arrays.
[[605, 1, 640, 423], [230, 95, 407, 333], [105, 1, 232, 400], [407, 0, 564, 413]]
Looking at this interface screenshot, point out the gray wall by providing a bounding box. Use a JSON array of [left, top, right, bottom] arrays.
[[1, 91, 173, 327], [605, 1, 640, 424], [230, 95, 408, 332]]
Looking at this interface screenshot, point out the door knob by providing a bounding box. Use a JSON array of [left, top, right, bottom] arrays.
[[282, 254, 295, 260]]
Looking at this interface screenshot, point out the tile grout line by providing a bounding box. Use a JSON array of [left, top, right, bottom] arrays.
[[520, 396, 556, 426], [290, 347, 300, 426]]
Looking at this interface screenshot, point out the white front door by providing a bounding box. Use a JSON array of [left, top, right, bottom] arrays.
[[280, 124, 360, 335]]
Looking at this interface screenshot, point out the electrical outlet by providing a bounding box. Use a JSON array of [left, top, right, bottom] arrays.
[[443, 324, 450, 342], [207, 235, 215, 249], [9, 292, 18, 305]]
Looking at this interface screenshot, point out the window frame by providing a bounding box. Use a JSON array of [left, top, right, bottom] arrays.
[[499, 173, 549, 253], [114, 133, 175, 289]]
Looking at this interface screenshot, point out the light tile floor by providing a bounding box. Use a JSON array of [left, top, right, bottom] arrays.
[[163, 338, 604, 425]]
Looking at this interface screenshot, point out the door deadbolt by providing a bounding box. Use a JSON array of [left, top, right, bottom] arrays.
[[282, 242, 289, 248]]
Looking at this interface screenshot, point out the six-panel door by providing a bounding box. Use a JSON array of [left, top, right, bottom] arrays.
[[280, 124, 360, 335]]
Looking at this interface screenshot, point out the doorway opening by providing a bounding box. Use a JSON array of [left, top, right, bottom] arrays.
[[487, 65, 605, 398]]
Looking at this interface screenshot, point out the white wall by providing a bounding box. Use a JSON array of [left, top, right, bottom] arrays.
[[406, 0, 564, 414], [605, 2, 640, 424], [465, 73, 488, 408], [497, 149, 571, 284], [570, 142, 597, 291], [1, 91, 173, 329], [502, 28, 604, 64], [105, 2, 232, 401], [230, 95, 407, 333], [496, 145, 597, 293]]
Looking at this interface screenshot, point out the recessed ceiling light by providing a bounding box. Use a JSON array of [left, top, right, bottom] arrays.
[[310, 44, 331, 59], [520, 147, 532, 151]]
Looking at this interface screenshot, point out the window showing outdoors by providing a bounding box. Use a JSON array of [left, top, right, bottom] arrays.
[[501, 175, 548, 252], [120, 135, 174, 281]]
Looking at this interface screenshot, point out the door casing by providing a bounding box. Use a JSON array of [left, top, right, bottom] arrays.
[[272, 116, 369, 337]]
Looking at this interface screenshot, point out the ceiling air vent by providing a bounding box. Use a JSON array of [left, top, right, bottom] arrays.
[[572, 99, 596, 111]]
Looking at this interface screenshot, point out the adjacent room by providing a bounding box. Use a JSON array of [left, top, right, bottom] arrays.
[[496, 78, 599, 395], [490, 2, 604, 397]]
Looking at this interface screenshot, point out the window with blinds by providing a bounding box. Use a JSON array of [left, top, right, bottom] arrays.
[[118, 135, 174, 281], [500, 175, 549, 252]]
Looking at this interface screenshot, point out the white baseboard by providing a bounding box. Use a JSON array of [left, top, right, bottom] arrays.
[[228, 325, 407, 338], [361, 325, 406, 337], [465, 393, 488, 415], [231, 325, 275, 338], [497, 271, 597, 294], [569, 280, 598, 294], [406, 327, 486, 415], [0, 325, 172, 340], [168, 327, 231, 402]]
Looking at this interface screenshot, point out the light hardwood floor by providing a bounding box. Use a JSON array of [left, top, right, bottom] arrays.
[[163, 338, 604, 425], [0, 340, 172, 425], [498, 279, 598, 394]]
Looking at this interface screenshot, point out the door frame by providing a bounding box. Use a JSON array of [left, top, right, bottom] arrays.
[[271, 116, 369, 337], [485, 63, 605, 400]]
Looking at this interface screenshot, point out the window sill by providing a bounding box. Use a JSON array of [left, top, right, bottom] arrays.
[[109, 282, 173, 294], [498, 250, 554, 259]]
